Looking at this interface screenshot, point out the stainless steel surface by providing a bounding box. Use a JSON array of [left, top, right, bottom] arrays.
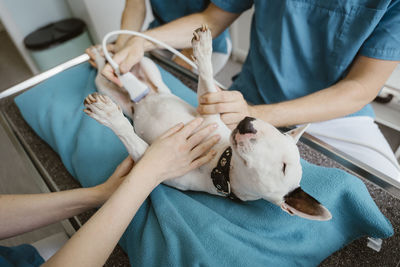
[[0, 54, 90, 99], [2, 111, 83, 232], [150, 51, 199, 82], [300, 132, 400, 199], [0, 112, 76, 245]]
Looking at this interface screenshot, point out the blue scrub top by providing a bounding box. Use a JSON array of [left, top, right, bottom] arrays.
[[211, 0, 400, 117], [0, 244, 44, 267], [149, 0, 231, 54]]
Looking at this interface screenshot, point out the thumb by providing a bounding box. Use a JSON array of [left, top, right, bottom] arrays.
[[101, 64, 123, 87]]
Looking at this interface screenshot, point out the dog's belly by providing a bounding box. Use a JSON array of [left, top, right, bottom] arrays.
[[132, 92, 231, 195], [133, 93, 198, 143]]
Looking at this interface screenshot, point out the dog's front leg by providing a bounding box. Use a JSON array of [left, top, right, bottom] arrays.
[[84, 93, 148, 161]]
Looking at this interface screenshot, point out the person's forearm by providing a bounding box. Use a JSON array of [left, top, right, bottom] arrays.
[[44, 160, 159, 267], [0, 188, 104, 240], [116, 0, 146, 49], [250, 79, 375, 127], [139, 3, 239, 51], [251, 56, 399, 127], [43, 118, 218, 266]]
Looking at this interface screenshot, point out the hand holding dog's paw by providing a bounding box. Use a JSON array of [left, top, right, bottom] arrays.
[[198, 89, 254, 130], [85, 44, 115, 69], [139, 118, 220, 184]]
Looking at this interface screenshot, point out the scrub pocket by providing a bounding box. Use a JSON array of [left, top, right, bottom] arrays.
[[273, 0, 384, 76], [332, 4, 385, 68]]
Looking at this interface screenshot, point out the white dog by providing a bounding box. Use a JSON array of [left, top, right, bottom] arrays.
[[84, 26, 331, 221]]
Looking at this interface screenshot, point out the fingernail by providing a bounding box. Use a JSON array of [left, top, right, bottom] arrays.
[[212, 123, 218, 128]]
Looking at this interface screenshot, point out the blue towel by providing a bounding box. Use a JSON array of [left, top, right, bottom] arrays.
[[15, 62, 393, 266]]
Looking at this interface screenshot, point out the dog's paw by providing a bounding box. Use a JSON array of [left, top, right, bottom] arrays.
[[91, 45, 107, 66], [191, 24, 212, 64], [84, 93, 124, 128]]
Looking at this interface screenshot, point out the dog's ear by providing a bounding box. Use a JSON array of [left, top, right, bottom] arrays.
[[285, 124, 310, 143], [281, 187, 332, 221]]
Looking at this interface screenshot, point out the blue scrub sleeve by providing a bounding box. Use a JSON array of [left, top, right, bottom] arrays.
[[210, 0, 253, 13], [0, 244, 44, 267], [360, 0, 400, 60]]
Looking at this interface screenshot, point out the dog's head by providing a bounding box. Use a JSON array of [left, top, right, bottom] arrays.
[[229, 117, 331, 221]]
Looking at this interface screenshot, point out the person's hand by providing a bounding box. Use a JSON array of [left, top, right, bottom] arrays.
[[93, 156, 135, 203], [139, 118, 220, 184], [197, 88, 254, 130], [101, 37, 146, 87], [85, 44, 116, 69]]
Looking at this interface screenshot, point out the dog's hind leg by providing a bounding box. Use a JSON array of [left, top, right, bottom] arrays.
[[192, 25, 216, 98], [90, 45, 107, 71], [138, 57, 172, 94], [191, 25, 232, 139], [90, 46, 135, 118], [84, 93, 148, 161]]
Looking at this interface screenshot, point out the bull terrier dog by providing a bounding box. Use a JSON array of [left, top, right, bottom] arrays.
[[84, 25, 332, 221]]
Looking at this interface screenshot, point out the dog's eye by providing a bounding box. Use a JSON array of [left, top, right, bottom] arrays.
[[282, 163, 287, 174]]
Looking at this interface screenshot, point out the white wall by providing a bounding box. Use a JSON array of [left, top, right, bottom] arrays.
[[230, 7, 254, 63], [66, 0, 154, 44], [0, 0, 72, 74], [67, 0, 125, 44]]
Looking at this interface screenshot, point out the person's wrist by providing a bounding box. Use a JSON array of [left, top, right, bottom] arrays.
[[248, 104, 257, 118], [129, 158, 163, 188], [115, 39, 127, 52], [85, 186, 108, 207], [249, 104, 278, 126], [126, 36, 154, 52], [142, 38, 156, 52], [140, 31, 158, 51]]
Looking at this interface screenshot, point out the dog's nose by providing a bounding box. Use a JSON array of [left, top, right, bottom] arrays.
[[237, 117, 257, 134]]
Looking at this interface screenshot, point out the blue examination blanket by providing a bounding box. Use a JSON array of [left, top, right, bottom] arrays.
[[15, 62, 393, 266]]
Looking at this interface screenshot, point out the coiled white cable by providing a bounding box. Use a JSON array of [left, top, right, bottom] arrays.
[[102, 30, 226, 89]]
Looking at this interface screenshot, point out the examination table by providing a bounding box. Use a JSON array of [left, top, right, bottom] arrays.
[[0, 53, 399, 266]]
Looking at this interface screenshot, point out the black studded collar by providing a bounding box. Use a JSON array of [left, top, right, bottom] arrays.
[[211, 147, 240, 201]]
